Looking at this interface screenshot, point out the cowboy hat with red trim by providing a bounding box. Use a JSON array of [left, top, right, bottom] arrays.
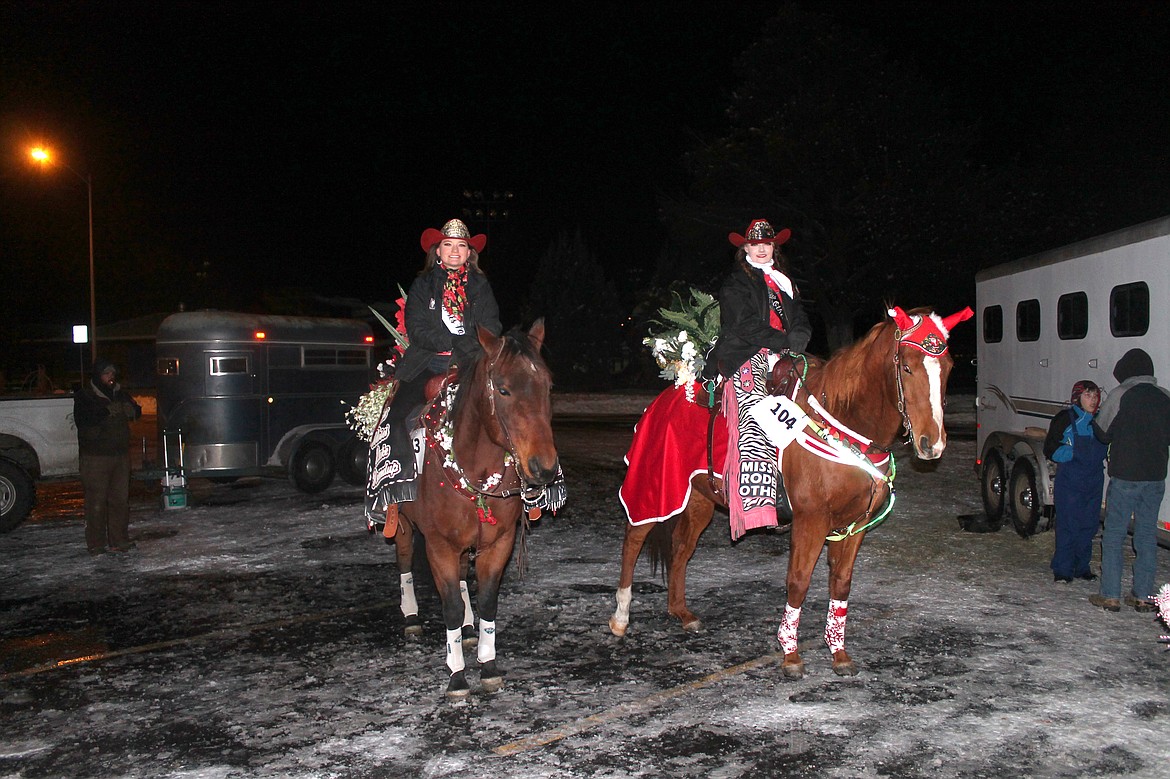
[[420, 218, 487, 253], [728, 219, 792, 248]]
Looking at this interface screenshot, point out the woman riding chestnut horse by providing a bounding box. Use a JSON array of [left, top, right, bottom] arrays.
[[615, 219, 972, 679]]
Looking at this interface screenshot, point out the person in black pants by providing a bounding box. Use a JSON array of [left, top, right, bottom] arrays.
[[74, 358, 142, 555]]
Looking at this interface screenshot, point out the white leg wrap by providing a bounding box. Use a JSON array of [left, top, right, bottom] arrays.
[[460, 580, 475, 628], [445, 628, 465, 674], [825, 599, 848, 653], [400, 573, 417, 617], [613, 586, 632, 629], [777, 604, 802, 655], [477, 619, 497, 664]]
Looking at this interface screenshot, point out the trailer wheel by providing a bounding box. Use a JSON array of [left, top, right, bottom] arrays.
[[337, 437, 369, 487], [1009, 457, 1042, 538], [980, 450, 1006, 530], [290, 442, 335, 494], [0, 459, 36, 533]]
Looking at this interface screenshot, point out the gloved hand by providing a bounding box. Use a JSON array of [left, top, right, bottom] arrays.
[[1051, 444, 1074, 463]]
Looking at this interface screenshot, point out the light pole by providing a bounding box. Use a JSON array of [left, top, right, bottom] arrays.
[[30, 146, 97, 363]]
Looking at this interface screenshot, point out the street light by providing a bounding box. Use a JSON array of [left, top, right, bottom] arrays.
[[30, 145, 97, 363]]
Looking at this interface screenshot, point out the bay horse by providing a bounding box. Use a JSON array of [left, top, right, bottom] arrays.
[[392, 320, 561, 697], [610, 306, 972, 679]]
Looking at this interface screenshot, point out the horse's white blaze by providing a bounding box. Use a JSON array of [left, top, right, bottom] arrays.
[[445, 628, 465, 673], [925, 356, 946, 456], [613, 586, 632, 628], [478, 619, 497, 663]]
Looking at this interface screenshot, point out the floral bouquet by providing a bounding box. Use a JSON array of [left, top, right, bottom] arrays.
[[643, 286, 720, 404], [346, 289, 410, 442]]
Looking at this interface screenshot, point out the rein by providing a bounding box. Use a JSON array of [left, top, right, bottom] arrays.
[[891, 333, 915, 446]]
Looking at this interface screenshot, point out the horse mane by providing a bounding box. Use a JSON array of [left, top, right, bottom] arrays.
[[813, 318, 895, 411], [451, 326, 545, 419]]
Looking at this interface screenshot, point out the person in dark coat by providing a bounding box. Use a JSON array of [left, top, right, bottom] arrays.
[[1043, 379, 1108, 583], [703, 219, 812, 539], [1089, 348, 1170, 612], [366, 219, 502, 531], [74, 358, 142, 554]]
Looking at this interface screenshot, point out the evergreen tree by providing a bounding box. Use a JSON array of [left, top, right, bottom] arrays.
[[525, 229, 624, 389]]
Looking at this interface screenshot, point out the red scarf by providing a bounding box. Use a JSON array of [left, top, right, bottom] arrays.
[[763, 274, 786, 331], [442, 266, 468, 322]]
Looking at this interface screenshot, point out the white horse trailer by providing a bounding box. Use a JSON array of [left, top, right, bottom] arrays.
[[975, 215, 1170, 547]]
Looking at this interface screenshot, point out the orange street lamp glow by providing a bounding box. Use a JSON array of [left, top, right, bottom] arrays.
[[30, 147, 50, 163]]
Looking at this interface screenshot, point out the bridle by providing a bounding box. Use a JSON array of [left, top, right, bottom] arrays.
[[427, 343, 553, 506], [891, 331, 916, 446]]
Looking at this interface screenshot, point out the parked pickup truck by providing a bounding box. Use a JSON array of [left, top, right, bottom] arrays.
[[0, 394, 78, 532]]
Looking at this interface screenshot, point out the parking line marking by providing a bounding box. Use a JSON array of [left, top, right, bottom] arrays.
[[493, 648, 789, 756]]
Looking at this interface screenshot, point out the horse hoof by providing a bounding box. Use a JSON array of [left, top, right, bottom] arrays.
[[833, 661, 859, 677], [608, 617, 628, 637], [403, 614, 423, 637], [782, 662, 805, 680], [461, 625, 478, 647], [446, 671, 470, 698], [480, 660, 503, 693], [681, 618, 703, 633]]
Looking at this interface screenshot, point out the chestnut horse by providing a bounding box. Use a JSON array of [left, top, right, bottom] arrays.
[[394, 321, 561, 697], [610, 306, 972, 678]]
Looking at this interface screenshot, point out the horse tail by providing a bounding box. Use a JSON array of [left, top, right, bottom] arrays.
[[647, 518, 677, 583]]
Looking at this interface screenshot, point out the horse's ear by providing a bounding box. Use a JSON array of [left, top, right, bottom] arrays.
[[528, 318, 546, 352], [887, 306, 915, 331], [477, 324, 500, 353], [940, 306, 974, 334]]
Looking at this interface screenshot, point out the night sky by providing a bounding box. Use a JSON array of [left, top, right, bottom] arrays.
[[2, 1, 1169, 339]]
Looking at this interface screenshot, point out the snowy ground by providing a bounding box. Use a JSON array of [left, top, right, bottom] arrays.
[[2, 392, 1169, 778]]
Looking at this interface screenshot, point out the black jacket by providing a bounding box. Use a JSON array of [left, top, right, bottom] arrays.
[[707, 265, 812, 378], [74, 380, 142, 456], [395, 264, 502, 382], [1092, 378, 1170, 481]]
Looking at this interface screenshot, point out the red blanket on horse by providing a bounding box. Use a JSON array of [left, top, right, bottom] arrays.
[[619, 383, 728, 525]]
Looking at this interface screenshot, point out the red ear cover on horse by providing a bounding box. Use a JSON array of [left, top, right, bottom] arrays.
[[888, 306, 916, 331], [941, 307, 974, 334]]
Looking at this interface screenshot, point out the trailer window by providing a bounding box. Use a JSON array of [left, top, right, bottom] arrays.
[[157, 358, 180, 376], [1110, 282, 1149, 337], [982, 306, 1003, 344], [302, 348, 370, 367], [1016, 299, 1041, 342], [210, 356, 250, 375], [1057, 292, 1088, 340]]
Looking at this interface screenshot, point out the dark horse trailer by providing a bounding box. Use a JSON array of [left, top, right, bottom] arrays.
[[155, 311, 375, 493]]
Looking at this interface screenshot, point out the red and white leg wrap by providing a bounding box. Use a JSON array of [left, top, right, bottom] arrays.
[[824, 599, 848, 653], [776, 604, 802, 655]]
